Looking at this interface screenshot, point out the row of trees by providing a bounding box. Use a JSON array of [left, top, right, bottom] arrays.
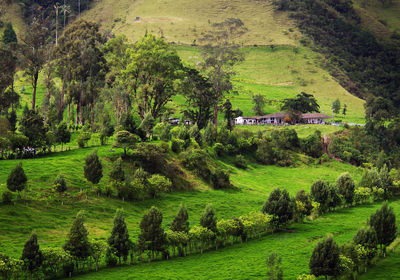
[[0, 205, 274, 279], [305, 202, 397, 279]]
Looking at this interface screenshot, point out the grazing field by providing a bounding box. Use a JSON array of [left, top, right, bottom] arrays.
[[0, 142, 362, 258], [70, 200, 400, 280]]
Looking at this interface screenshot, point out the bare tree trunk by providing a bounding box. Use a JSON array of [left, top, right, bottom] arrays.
[[31, 71, 39, 110]]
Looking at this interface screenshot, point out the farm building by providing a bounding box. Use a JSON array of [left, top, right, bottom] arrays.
[[234, 113, 331, 125]]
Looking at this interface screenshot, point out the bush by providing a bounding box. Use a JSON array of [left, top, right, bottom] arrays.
[[182, 149, 212, 181], [77, 131, 91, 148], [2, 190, 13, 204], [54, 174, 67, 193], [105, 248, 118, 267], [213, 143, 225, 157], [211, 169, 231, 189], [171, 139, 184, 154], [234, 155, 247, 169]]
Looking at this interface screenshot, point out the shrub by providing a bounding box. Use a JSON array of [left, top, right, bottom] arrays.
[[211, 169, 231, 189], [54, 174, 67, 193], [171, 138, 184, 153], [105, 248, 118, 267], [77, 131, 91, 148], [147, 174, 172, 198], [213, 143, 225, 157], [2, 190, 13, 204], [235, 155, 247, 169], [182, 149, 212, 181]]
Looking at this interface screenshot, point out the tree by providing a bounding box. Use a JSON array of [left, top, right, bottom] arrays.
[[7, 163, 27, 194], [109, 157, 125, 182], [63, 211, 91, 269], [342, 104, 347, 115], [353, 227, 378, 262], [2, 22, 17, 44], [54, 174, 67, 194], [21, 233, 43, 278], [309, 236, 340, 279], [19, 18, 50, 110], [332, 98, 341, 116], [89, 240, 106, 272], [281, 92, 320, 120], [147, 174, 172, 198], [138, 111, 155, 139], [266, 252, 283, 280], [123, 34, 183, 120], [171, 204, 190, 233], [108, 209, 131, 264], [310, 179, 330, 212], [0, 45, 18, 114], [56, 19, 107, 125], [295, 189, 313, 220], [369, 202, 397, 256], [84, 150, 103, 186], [180, 67, 213, 129], [379, 164, 393, 199], [138, 206, 167, 260], [113, 130, 139, 156], [335, 173, 355, 206], [252, 94, 267, 116], [200, 18, 247, 129], [262, 188, 294, 229], [200, 204, 217, 233], [19, 109, 47, 149], [56, 122, 71, 151]]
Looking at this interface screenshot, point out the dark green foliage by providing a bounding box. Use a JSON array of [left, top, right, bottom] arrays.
[[63, 211, 91, 261], [7, 163, 27, 193], [368, 202, 397, 254], [234, 154, 247, 169], [113, 130, 138, 156], [181, 149, 212, 181], [189, 123, 202, 146], [211, 169, 231, 189], [336, 173, 355, 205], [327, 184, 341, 210], [105, 248, 118, 267], [84, 150, 103, 185], [120, 113, 138, 134], [256, 136, 294, 166], [281, 92, 320, 114], [21, 233, 43, 275], [262, 188, 294, 228], [200, 204, 217, 233], [109, 158, 125, 182], [19, 109, 47, 148], [310, 179, 330, 212], [171, 205, 190, 233], [295, 189, 313, 217], [309, 236, 340, 278], [2, 190, 13, 204], [108, 209, 131, 263], [138, 206, 167, 257], [202, 121, 216, 146], [301, 130, 323, 158], [171, 138, 183, 153], [266, 252, 283, 280], [2, 22, 17, 44], [353, 227, 378, 260], [54, 174, 67, 193], [177, 126, 191, 149], [56, 122, 71, 150], [252, 94, 267, 116], [379, 164, 393, 199]]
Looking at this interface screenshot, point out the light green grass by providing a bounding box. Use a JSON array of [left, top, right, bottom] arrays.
[[71, 200, 400, 280], [82, 0, 299, 46]]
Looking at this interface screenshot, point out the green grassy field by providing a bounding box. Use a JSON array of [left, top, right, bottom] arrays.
[[0, 141, 362, 258], [68, 200, 400, 280]]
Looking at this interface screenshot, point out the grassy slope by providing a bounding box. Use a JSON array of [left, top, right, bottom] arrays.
[[0, 142, 362, 258], [71, 200, 400, 280], [176, 45, 365, 123], [82, 0, 300, 46], [0, 2, 26, 40]]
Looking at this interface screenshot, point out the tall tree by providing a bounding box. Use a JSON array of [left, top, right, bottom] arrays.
[[19, 109, 47, 149], [180, 67, 213, 129], [369, 202, 397, 256], [20, 17, 50, 110], [63, 211, 90, 269], [332, 98, 341, 116], [55, 122, 71, 151], [310, 179, 330, 212], [21, 233, 43, 278], [0, 43, 18, 114], [335, 173, 355, 206], [84, 150, 103, 186], [309, 236, 340, 279], [2, 22, 17, 44], [252, 94, 267, 116], [7, 162, 27, 194], [200, 18, 247, 129], [138, 206, 167, 260], [200, 204, 217, 233], [108, 209, 131, 264], [171, 204, 189, 233], [109, 157, 125, 182], [123, 34, 183, 120], [353, 227, 378, 262], [262, 188, 294, 229], [266, 252, 283, 280], [56, 19, 107, 125]]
